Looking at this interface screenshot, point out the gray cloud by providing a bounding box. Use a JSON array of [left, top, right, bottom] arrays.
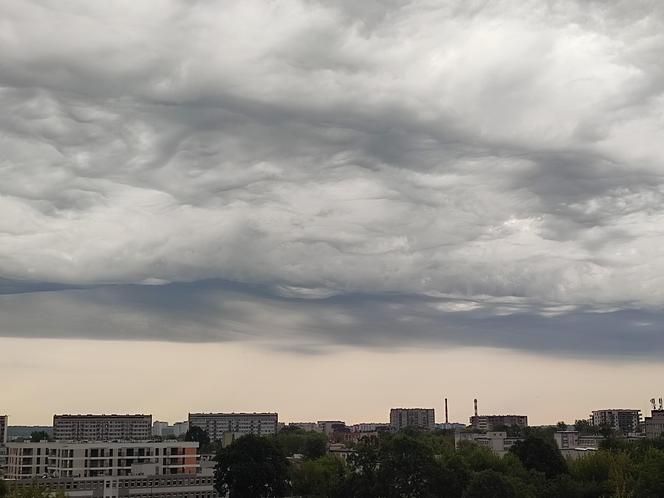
[[1, 0, 664, 355]]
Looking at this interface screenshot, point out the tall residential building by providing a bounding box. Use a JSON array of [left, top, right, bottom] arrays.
[[188, 413, 278, 442], [469, 415, 528, 431], [644, 410, 664, 439], [590, 409, 641, 433], [317, 421, 346, 435], [5, 440, 198, 480], [390, 408, 435, 431], [53, 414, 152, 441], [152, 421, 169, 437], [0, 415, 7, 445]]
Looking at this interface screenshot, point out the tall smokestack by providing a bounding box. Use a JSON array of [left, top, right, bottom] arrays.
[[445, 398, 449, 424], [474, 398, 478, 417]]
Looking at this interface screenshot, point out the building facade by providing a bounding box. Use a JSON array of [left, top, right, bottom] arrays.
[[0, 415, 7, 445], [5, 441, 198, 480], [53, 415, 153, 441], [590, 409, 641, 433], [644, 410, 664, 439], [469, 415, 528, 431], [188, 413, 278, 442], [8, 472, 218, 498], [390, 408, 435, 431], [455, 431, 522, 456]]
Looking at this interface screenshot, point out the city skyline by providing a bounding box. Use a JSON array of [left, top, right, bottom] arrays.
[[2, 1, 664, 424]]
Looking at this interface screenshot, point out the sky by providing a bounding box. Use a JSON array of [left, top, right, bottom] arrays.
[[1, 0, 664, 425]]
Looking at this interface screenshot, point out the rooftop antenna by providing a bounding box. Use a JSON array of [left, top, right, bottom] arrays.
[[445, 398, 449, 424], [474, 398, 478, 417], [651, 398, 657, 410]]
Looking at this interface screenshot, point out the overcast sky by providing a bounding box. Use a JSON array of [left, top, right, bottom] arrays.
[[2, 0, 664, 424]]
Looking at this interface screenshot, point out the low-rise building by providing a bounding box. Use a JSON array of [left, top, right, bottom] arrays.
[[288, 422, 319, 432], [390, 409, 435, 431], [350, 423, 391, 433], [53, 414, 153, 441], [188, 413, 278, 443], [317, 421, 346, 435], [455, 431, 522, 456], [8, 471, 218, 497], [554, 430, 603, 459], [5, 441, 198, 480], [644, 409, 664, 439], [590, 409, 641, 434], [469, 415, 528, 432]]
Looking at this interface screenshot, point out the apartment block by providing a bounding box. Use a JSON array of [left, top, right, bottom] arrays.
[[469, 415, 528, 431], [590, 409, 641, 434], [317, 421, 347, 435], [390, 408, 435, 431], [53, 414, 153, 441], [288, 422, 319, 432], [8, 472, 218, 498], [188, 413, 278, 442], [5, 441, 198, 480]]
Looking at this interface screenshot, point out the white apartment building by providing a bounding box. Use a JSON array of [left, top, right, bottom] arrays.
[[172, 421, 189, 438], [350, 423, 391, 433], [5, 441, 199, 480], [9, 470, 218, 498], [151, 421, 169, 437], [53, 414, 153, 441], [455, 431, 522, 456], [390, 408, 435, 431], [590, 409, 641, 434], [188, 413, 278, 442]]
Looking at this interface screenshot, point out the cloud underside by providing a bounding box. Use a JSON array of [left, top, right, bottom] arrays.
[[1, 0, 664, 355]]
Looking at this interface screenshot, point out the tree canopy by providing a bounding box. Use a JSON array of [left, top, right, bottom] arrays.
[[215, 434, 291, 498]]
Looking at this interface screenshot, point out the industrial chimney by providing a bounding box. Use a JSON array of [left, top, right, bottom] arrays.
[[474, 398, 478, 417], [445, 398, 449, 424]]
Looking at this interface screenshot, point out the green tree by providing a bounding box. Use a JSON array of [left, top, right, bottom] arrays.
[[556, 421, 567, 430], [633, 449, 664, 497], [7, 485, 67, 498], [215, 434, 290, 498], [291, 455, 348, 498], [30, 431, 49, 442], [274, 428, 327, 459], [462, 470, 518, 498], [509, 436, 567, 478], [185, 426, 212, 453]]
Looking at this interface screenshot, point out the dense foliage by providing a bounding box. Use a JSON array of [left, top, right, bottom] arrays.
[[209, 427, 664, 497]]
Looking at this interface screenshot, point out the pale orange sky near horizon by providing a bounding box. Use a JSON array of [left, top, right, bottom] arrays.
[[0, 337, 659, 427]]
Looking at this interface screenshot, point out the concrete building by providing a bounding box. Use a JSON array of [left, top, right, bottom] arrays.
[[5, 441, 198, 480], [151, 421, 169, 438], [288, 422, 319, 431], [455, 431, 522, 456], [390, 408, 435, 431], [8, 471, 218, 497], [349, 423, 391, 433], [317, 421, 347, 435], [590, 409, 641, 434], [0, 415, 7, 445], [188, 413, 278, 442], [644, 409, 664, 439], [172, 421, 189, 438], [435, 423, 466, 431], [469, 415, 528, 432], [53, 415, 153, 441], [554, 430, 603, 459]]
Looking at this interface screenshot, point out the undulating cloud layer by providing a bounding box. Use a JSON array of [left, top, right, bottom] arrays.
[[1, 0, 664, 355]]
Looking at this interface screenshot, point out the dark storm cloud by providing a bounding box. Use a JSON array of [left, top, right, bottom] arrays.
[[1, 0, 664, 355]]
